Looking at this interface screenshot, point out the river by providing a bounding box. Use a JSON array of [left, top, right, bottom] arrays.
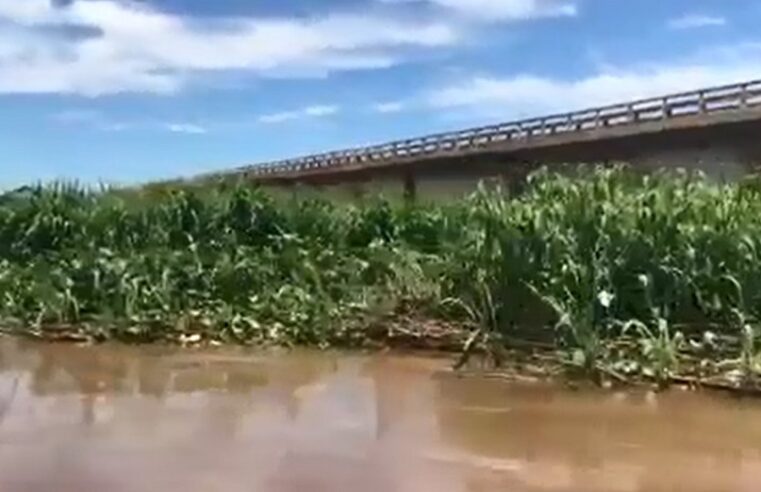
[[0, 336, 759, 491]]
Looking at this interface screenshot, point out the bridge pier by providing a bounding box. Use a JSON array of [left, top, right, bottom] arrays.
[[403, 169, 417, 202]]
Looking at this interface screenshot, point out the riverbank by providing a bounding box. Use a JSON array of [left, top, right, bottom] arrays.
[[2, 307, 760, 396], [2, 165, 761, 391]]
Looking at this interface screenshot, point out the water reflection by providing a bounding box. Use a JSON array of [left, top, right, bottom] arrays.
[[434, 376, 761, 491], [0, 336, 760, 491]]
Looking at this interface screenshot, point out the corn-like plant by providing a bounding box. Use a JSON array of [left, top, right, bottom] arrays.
[[1, 166, 761, 387]]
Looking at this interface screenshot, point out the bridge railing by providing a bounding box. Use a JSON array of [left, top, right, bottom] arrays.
[[235, 79, 761, 179]]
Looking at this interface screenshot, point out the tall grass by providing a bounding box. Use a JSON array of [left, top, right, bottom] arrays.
[[1, 166, 761, 385]]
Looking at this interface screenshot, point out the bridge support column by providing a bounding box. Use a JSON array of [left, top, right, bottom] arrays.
[[403, 169, 417, 202]]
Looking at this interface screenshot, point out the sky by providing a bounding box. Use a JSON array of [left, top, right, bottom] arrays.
[[1, 0, 760, 188]]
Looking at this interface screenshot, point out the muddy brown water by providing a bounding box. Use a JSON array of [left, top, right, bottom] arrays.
[[0, 337, 760, 491]]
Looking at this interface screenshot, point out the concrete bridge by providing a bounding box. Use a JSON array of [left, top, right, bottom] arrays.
[[207, 80, 761, 199]]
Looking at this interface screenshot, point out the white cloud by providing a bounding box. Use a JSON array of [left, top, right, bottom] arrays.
[[0, 0, 57, 24], [382, 0, 576, 21], [51, 109, 208, 134], [259, 104, 341, 124], [427, 44, 761, 119], [433, 0, 576, 20], [0, 0, 458, 96], [166, 123, 207, 134], [51, 109, 102, 123], [303, 105, 339, 117], [668, 14, 726, 30], [373, 101, 406, 113], [50, 108, 132, 131], [258, 111, 301, 124]]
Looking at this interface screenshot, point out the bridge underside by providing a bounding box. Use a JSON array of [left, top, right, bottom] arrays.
[[256, 118, 761, 200]]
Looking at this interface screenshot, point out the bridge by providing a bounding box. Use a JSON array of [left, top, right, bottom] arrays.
[[207, 80, 761, 198]]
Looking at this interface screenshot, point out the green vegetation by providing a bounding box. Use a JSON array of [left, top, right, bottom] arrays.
[[2, 166, 761, 389]]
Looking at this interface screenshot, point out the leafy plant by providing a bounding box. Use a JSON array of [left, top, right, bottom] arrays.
[[2, 166, 761, 389]]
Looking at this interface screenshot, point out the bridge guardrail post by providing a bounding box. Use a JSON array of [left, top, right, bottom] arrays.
[[740, 84, 749, 109]]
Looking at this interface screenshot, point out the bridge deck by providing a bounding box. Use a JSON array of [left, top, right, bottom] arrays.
[[207, 80, 761, 183]]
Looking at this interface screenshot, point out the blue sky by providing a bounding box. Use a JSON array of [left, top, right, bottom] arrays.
[[1, 0, 759, 188]]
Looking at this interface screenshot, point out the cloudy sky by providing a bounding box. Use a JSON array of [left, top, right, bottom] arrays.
[[0, 0, 758, 187]]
